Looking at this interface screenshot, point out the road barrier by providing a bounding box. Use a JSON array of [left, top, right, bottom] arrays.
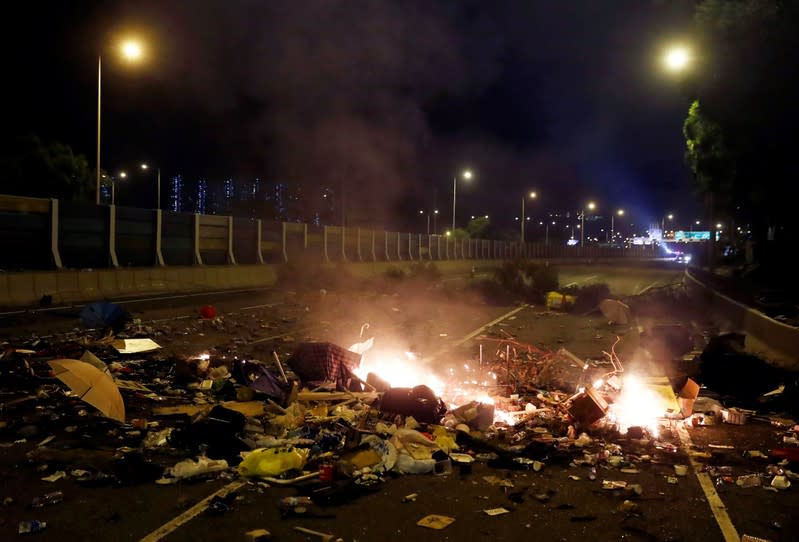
[[684, 269, 799, 371], [0, 194, 655, 308]]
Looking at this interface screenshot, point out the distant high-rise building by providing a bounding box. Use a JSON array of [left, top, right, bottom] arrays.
[[223, 178, 234, 200], [170, 174, 184, 212], [196, 178, 208, 214]]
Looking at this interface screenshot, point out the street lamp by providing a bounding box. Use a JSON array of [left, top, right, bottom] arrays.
[[140, 163, 162, 209], [419, 210, 430, 235], [111, 171, 127, 205], [452, 169, 473, 232], [580, 202, 596, 247], [663, 45, 692, 73], [611, 209, 624, 244], [433, 209, 439, 234], [521, 191, 537, 243], [541, 220, 556, 245], [96, 38, 146, 205], [661, 213, 674, 236]]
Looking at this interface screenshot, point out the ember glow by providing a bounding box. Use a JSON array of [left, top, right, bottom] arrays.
[[354, 351, 446, 397], [352, 347, 514, 425], [608, 374, 662, 437]]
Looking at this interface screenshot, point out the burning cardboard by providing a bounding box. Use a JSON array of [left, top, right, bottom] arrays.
[[568, 388, 608, 426], [677, 378, 700, 418]]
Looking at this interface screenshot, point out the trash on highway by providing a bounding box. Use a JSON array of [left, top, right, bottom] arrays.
[[1, 280, 797, 538]]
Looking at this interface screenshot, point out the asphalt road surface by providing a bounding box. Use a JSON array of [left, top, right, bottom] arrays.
[[1, 263, 796, 542]]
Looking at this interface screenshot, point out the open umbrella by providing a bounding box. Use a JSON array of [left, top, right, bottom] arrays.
[[48, 359, 125, 422], [79, 301, 130, 333]]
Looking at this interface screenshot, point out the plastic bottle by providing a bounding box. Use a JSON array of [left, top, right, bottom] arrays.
[[280, 496, 313, 508], [736, 474, 762, 488], [18, 520, 47, 534], [31, 491, 64, 508]]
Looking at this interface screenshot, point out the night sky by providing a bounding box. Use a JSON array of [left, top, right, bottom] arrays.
[[6, 0, 699, 234]]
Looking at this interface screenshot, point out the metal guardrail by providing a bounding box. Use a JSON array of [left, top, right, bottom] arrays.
[[0, 194, 654, 272]]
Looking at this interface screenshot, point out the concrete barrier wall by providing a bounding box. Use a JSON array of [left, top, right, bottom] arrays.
[[684, 270, 799, 371], [0, 260, 497, 308]]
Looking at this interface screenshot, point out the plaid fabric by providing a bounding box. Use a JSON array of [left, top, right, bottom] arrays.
[[287, 342, 363, 390]]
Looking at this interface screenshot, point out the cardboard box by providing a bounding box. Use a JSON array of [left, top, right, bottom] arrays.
[[568, 388, 608, 426], [722, 408, 747, 425], [677, 378, 700, 418]]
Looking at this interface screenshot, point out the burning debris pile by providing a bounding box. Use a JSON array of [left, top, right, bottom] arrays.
[[1, 320, 679, 485], [1, 297, 798, 538]]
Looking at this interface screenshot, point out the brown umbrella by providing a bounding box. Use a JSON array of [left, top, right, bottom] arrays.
[[48, 359, 125, 422]]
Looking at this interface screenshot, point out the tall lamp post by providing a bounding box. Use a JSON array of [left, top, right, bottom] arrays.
[[541, 220, 555, 245], [140, 163, 161, 209], [580, 201, 596, 247], [96, 38, 146, 205], [451, 169, 473, 232], [611, 209, 624, 244], [419, 210, 429, 235], [521, 191, 537, 243], [661, 213, 674, 238], [111, 171, 127, 205]]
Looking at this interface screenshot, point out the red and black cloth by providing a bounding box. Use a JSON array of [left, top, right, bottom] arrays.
[[287, 342, 364, 391]]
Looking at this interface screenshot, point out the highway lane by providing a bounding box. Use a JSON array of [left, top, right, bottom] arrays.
[[557, 264, 685, 297], [1, 263, 791, 542]]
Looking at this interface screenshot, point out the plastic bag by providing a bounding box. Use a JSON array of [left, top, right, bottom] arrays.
[[168, 456, 228, 479], [237, 447, 309, 477]]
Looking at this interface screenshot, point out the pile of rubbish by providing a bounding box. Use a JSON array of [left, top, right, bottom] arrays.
[[1, 296, 798, 537]]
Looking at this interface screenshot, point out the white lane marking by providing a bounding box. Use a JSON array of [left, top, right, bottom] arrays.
[[240, 303, 280, 310], [454, 305, 528, 347], [636, 280, 660, 295], [0, 287, 277, 316], [138, 480, 247, 542], [675, 423, 740, 542], [563, 274, 599, 288]]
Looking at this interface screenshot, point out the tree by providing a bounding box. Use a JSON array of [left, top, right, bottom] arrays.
[[686, 0, 799, 244], [464, 216, 491, 239], [0, 135, 94, 200], [683, 100, 734, 207]]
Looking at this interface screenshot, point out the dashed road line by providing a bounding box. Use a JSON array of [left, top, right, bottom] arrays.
[[563, 274, 599, 288], [636, 280, 661, 295], [138, 480, 247, 542]]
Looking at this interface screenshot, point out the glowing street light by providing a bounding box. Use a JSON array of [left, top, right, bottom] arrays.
[[111, 171, 127, 205], [661, 212, 674, 233], [419, 209, 431, 235], [521, 191, 537, 243], [96, 37, 147, 205], [663, 45, 691, 73], [580, 201, 596, 248], [542, 220, 556, 245], [140, 162, 162, 209], [120, 40, 144, 61], [611, 209, 624, 244], [452, 169, 474, 232]]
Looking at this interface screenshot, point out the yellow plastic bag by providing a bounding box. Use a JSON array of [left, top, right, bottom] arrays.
[[546, 291, 576, 311], [237, 447, 309, 477]]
